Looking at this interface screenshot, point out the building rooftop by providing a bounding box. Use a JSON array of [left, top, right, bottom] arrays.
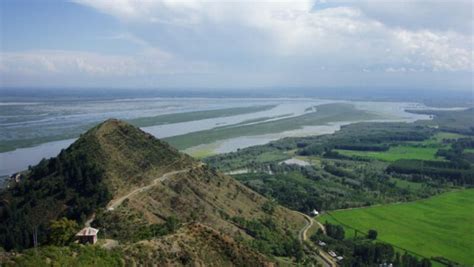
[[76, 227, 99, 237]]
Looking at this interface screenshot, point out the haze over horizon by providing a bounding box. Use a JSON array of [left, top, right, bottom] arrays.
[[1, 2, 474, 266], [1, 0, 473, 92]]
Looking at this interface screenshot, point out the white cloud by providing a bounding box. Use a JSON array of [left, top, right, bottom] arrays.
[[0, 49, 212, 77], [393, 30, 472, 71], [72, 0, 472, 73], [2, 0, 471, 88], [333, 0, 473, 33]]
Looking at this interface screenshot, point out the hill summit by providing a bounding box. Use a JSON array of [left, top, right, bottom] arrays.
[[0, 119, 305, 265], [0, 119, 194, 250]]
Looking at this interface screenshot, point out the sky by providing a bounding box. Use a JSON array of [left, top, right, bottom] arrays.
[[0, 0, 473, 91]]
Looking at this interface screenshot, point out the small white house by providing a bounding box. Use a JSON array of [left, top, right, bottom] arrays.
[[310, 209, 319, 216]]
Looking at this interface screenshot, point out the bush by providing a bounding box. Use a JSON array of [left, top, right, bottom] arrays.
[[367, 229, 378, 240], [48, 218, 79, 246]]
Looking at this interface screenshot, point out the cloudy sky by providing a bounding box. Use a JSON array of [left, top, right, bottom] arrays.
[[1, 0, 473, 91]]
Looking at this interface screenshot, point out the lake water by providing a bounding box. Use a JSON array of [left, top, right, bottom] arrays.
[[0, 97, 447, 176]]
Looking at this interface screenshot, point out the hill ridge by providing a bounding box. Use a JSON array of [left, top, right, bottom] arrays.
[[0, 119, 305, 265]]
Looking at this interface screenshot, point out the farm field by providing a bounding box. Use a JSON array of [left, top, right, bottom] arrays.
[[318, 189, 474, 266], [335, 145, 443, 162], [335, 131, 467, 162]]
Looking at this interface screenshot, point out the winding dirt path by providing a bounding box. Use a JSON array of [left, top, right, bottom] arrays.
[[314, 219, 326, 235], [295, 211, 337, 267], [297, 211, 314, 242], [107, 169, 189, 211]]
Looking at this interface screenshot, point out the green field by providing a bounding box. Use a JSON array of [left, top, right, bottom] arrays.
[[335, 145, 442, 162], [334, 131, 468, 162], [318, 189, 474, 265]]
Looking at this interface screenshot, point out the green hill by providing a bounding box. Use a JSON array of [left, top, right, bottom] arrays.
[[0, 119, 305, 265], [0, 119, 194, 250]]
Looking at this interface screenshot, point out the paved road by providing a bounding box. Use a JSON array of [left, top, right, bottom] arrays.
[[107, 169, 189, 210]]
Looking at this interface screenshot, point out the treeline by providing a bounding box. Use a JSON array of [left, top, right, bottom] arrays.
[[387, 138, 474, 186], [323, 150, 371, 161], [234, 158, 436, 213], [437, 137, 474, 165], [236, 172, 325, 213], [334, 144, 389, 152], [312, 223, 431, 267], [387, 160, 474, 185], [298, 123, 433, 156], [409, 108, 474, 135], [204, 144, 288, 172], [0, 136, 110, 251]]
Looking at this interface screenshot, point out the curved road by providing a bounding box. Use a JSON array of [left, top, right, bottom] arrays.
[[295, 211, 337, 267], [298, 212, 314, 242], [107, 169, 189, 210]]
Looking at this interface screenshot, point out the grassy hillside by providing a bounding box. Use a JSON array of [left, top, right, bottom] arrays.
[[122, 223, 273, 266], [318, 189, 474, 265], [92, 164, 306, 258], [1, 119, 306, 265], [0, 119, 194, 250], [2, 224, 273, 267]]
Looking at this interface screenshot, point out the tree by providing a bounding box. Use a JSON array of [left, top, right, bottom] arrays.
[[325, 222, 345, 240], [262, 200, 275, 215], [420, 258, 432, 267], [164, 216, 180, 233], [367, 229, 378, 240], [49, 217, 79, 246]]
